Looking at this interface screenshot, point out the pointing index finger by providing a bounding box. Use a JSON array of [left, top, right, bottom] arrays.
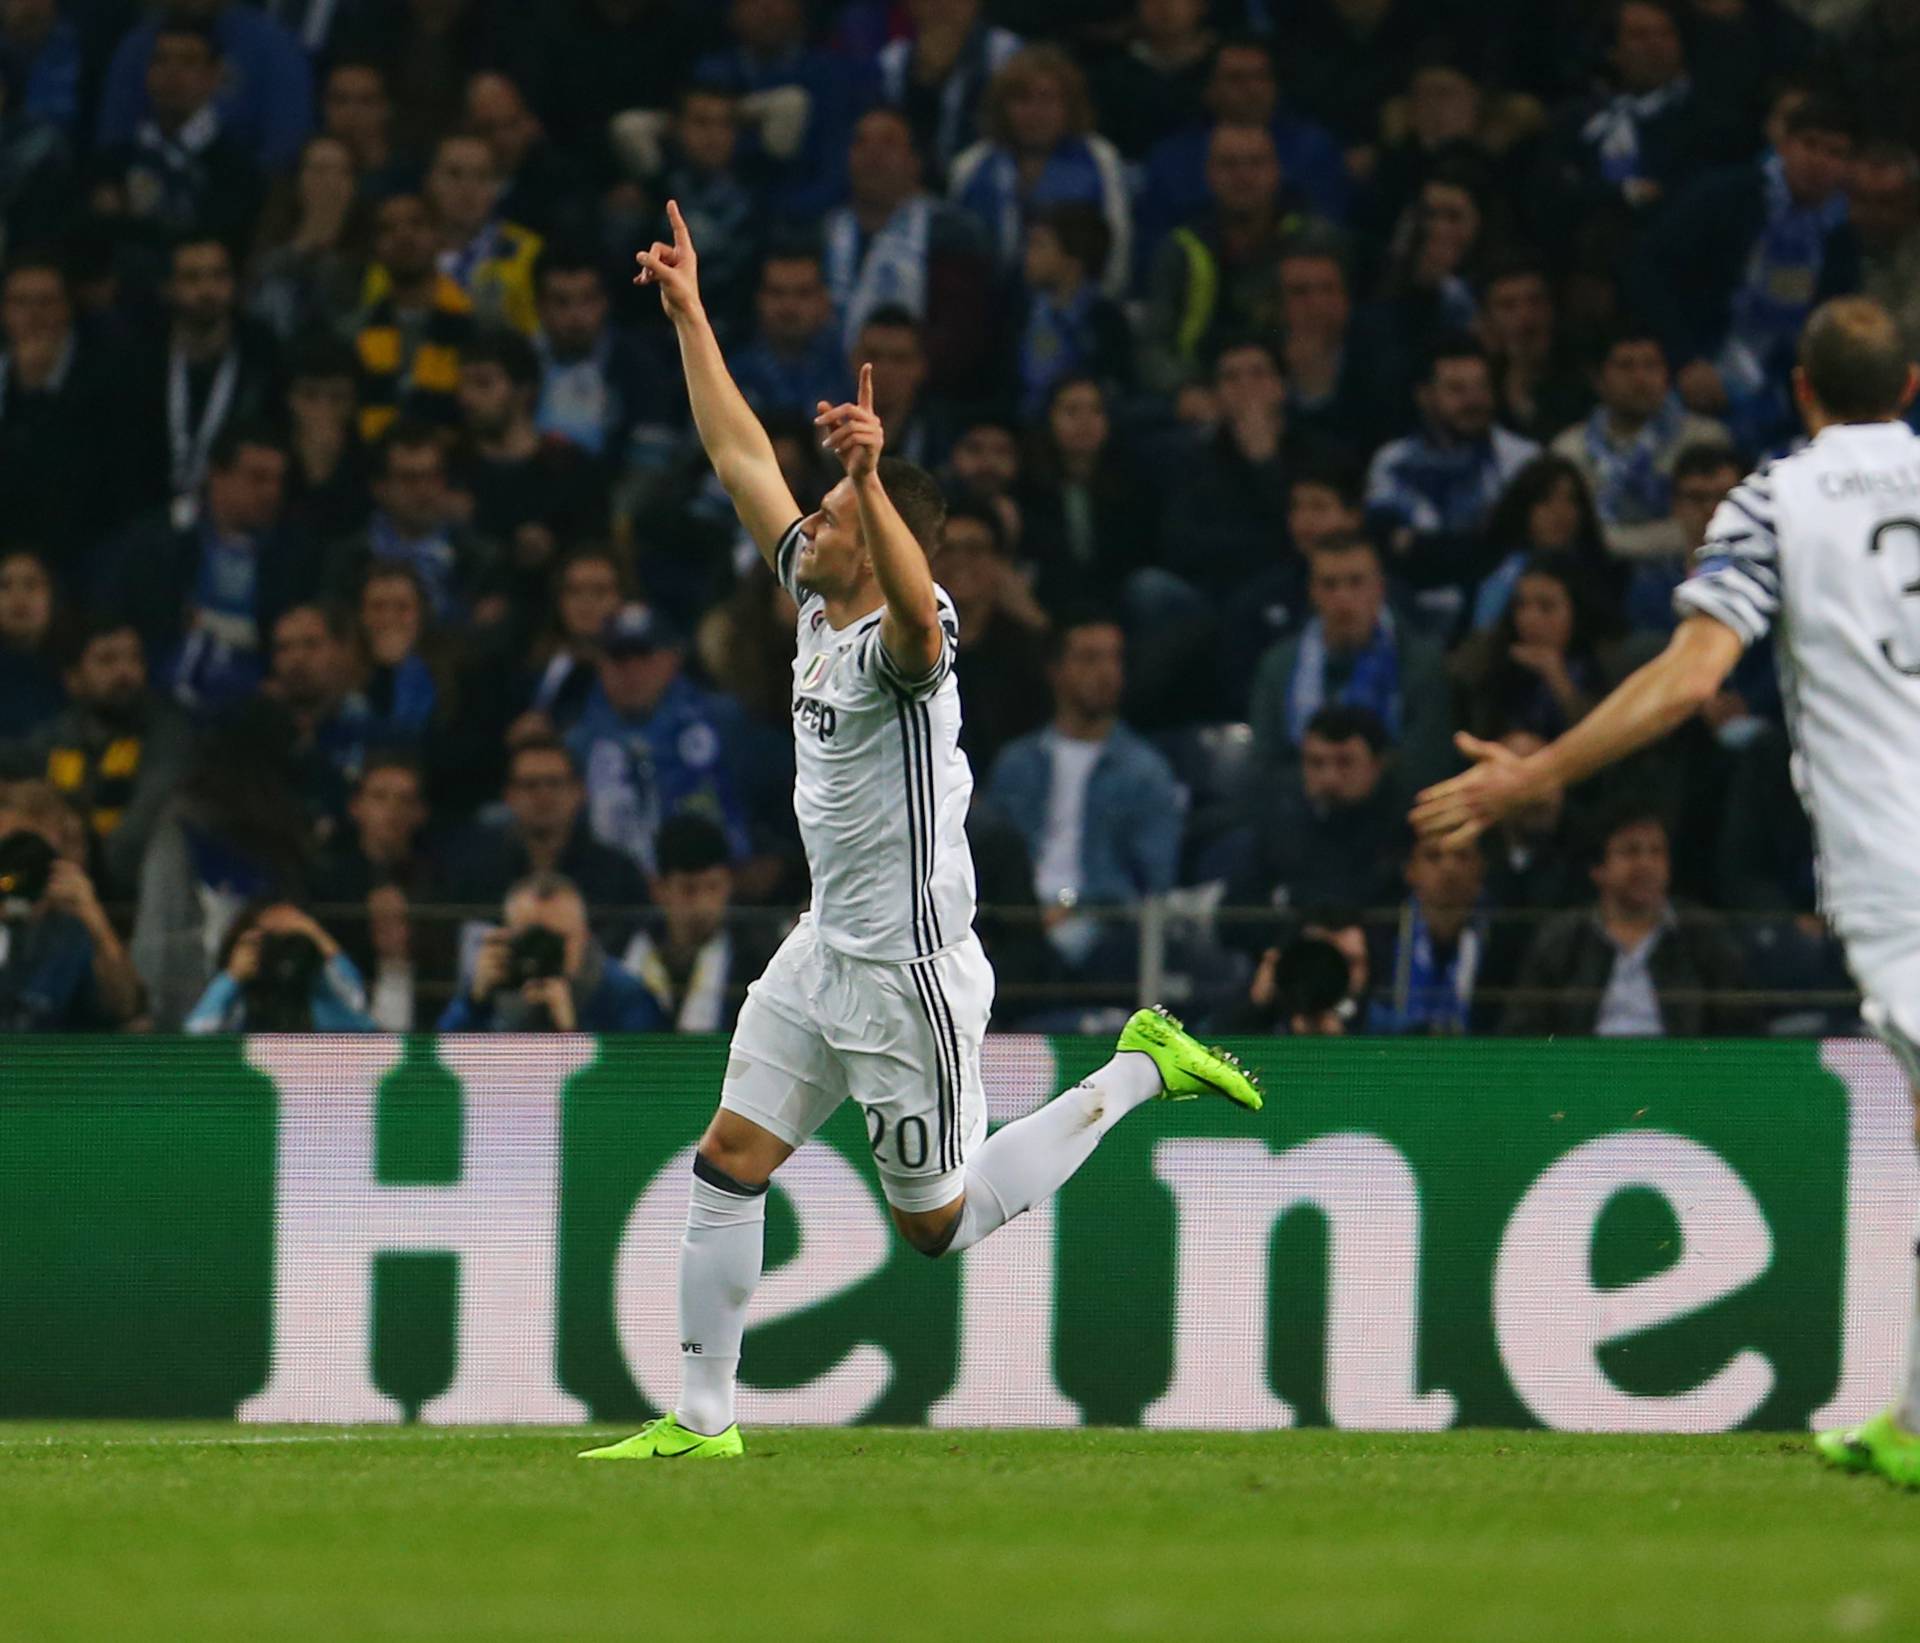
[[667, 198, 689, 250], [858, 362, 873, 413]]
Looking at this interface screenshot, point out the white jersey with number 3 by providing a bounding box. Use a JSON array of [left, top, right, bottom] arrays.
[[1676, 421, 1920, 943], [775, 519, 977, 962]]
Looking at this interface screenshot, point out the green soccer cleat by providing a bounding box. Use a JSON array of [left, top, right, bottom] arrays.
[[1118, 1006, 1263, 1111], [578, 1415, 744, 1461], [1815, 1411, 1920, 1487]]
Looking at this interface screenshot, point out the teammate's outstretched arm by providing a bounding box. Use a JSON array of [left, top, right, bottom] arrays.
[[1411, 612, 1745, 846], [816, 364, 944, 675], [635, 201, 800, 566]]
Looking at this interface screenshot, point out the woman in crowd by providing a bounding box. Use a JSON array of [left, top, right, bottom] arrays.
[[247, 134, 371, 342], [183, 898, 377, 1033], [0, 547, 66, 740], [1470, 454, 1615, 632], [1016, 374, 1153, 613], [1453, 553, 1625, 742]]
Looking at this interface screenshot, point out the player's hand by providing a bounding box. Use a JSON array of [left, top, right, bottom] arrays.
[[1409, 733, 1541, 848], [523, 975, 576, 1031], [633, 199, 703, 322], [814, 363, 884, 481]]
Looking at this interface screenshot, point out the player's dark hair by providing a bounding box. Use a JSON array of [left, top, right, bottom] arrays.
[[875, 456, 946, 553], [941, 500, 1008, 559], [655, 813, 731, 877], [1031, 202, 1111, 279], [1672, 441, 1744, 485], [464, 326, 542, 392], [1304, 705, 1389, 755], [1800, 297, 1914, 422]]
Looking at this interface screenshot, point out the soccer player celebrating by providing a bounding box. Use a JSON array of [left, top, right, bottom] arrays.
[[1413, 295, 1920, 1488], [581, 204, 1262, 1462]]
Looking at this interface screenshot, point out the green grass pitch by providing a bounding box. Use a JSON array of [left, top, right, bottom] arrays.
[[5, 1424, 1920, 1642]]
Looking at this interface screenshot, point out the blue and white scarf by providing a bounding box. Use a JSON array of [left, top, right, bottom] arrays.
[[824, 195, 933, 352], [168, 525, 263, 714], [1019, 285, 1098, 415], [1583, 393, 1686, 524], [1719, 151, 1848, 412], [955, 138, 1109, 272], [1373, 898, 1483, 1036], [1285, 615, 1403, 747], [1581, 78, 1691, 184], [877, 23, 1022, 175]]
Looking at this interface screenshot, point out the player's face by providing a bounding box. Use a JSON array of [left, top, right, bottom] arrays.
[[1594, 821, 1671, 915], [1405, 836, 1484, 913], [1598, 341, 1670, 423], [1308, 548, 1385, 649], [796, 478, 867, 594], [1300, 732, 1382, 808]]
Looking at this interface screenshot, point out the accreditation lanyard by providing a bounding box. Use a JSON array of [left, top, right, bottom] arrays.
[[168, 346, 240, 500]]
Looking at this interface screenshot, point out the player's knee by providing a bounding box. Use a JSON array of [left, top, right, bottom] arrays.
[[891, 1203, 963, 1258], [695, 1134, 773, 1192]]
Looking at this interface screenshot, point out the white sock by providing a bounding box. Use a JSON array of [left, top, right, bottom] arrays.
[[944, 1051, 1162, 1255], [675, 1165, 766, 1436], [1899, 1240, 1920, 1432]]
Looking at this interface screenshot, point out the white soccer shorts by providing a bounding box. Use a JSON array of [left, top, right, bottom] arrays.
[[1846, 924, 1920, 1088], [719, 915, 994, 1211]]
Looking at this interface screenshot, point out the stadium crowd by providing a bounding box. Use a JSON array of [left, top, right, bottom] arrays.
[[0, 0, 1912, 1037]]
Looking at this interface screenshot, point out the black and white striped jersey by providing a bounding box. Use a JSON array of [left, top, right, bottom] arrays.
[[1676, 421, 1920, 940], [777, 520, 978, 963]]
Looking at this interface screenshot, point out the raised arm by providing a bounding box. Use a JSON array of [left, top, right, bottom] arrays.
[[1410, 613, 1745, 846], [816, 364, 944, 676], [635, 201, 801, 566]]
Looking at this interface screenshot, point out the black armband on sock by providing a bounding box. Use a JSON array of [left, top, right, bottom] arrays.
[[693, 1153, 770, 1198]]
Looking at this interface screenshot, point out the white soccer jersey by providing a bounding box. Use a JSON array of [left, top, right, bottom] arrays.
[[1676, 421, 1920, 941], [775, 519, 978, 962]]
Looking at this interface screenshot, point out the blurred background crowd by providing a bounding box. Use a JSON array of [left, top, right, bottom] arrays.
[[1, 0, 1913, 1037]]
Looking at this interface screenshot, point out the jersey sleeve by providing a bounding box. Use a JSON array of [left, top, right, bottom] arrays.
[[1672, 468, 1782, 647], [856, 589, 960, 700], [773, 517, 808, 604]]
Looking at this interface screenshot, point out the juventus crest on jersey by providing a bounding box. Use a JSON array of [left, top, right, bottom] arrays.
[[1677, 420, 1920, 943], [775, 520, 978, 963]]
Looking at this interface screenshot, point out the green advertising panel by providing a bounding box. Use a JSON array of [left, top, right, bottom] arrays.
[[1, 1035, 1914, 1431]]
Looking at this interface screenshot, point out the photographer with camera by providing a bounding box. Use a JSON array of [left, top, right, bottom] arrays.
[[438, 871, 661, 1033], [0, 784, 145, 1032], [182, 901, 378, 1034]]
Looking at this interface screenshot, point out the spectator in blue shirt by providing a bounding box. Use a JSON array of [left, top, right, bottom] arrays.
[[183, 899, 378, 1033], [1, 0, 82, 136], [438, 869, 662, 1033], [985, 614, 1183, 978], [96, 0, 313, 173], [1366, 335, 1540, 636], [730, 247, 852, 423], [567, 602, 750, 878], [0, 782, 143, 1032]]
